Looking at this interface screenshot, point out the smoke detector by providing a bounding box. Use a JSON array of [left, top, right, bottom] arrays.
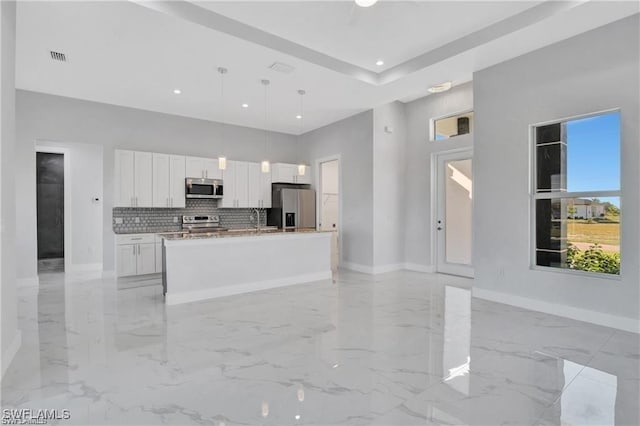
[[268, 62, 295, 74], [50, 51, 67, 62]]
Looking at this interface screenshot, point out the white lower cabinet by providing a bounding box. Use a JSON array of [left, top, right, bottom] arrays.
[[116, 244, 138, 277], [116, 234, 157, 277], [155, 242, 163, 273], [137, 243, 156, 275]]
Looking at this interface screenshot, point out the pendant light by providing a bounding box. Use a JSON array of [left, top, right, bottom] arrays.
[[297, 89, 306, 176], [217, 67, 228, 171], [261, 79, 271, 174]]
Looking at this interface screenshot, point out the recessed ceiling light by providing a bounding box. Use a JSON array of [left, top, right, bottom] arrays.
[[376, 60, 384, 66], [428, 81, 452, 93], [173, 89, 181, 95], [242, 103, 249, 108], [355, 0, 378, 7], [296, 115, 302, 120]]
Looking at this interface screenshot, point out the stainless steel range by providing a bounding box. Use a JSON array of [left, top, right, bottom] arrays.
[[182, 215, 228, 233]]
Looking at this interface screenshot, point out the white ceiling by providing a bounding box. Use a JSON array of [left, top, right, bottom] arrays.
[[15, 1, 639, 135], [195, 1, 542, 72]]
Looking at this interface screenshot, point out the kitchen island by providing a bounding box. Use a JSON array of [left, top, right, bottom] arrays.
[[160, 229, 334, 305]]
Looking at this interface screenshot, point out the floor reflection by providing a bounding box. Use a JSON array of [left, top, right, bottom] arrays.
[[1, 270, 637, 425]]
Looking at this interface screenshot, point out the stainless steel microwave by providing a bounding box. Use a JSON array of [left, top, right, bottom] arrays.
[[185, 178, 223, 199]]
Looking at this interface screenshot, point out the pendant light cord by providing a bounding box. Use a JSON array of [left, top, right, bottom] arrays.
[[217, 67, 228, 167], [298, 89, 306, 170]]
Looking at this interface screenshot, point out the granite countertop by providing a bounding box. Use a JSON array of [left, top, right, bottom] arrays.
[[160, 228, 333, 241]]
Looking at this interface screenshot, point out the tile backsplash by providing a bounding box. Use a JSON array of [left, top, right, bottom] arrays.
[[112, 199, 267, 234]]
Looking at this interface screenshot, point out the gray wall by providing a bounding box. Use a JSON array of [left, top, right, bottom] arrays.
[[302, 111, 374, 268], [372, 101, 406, 269], [1, 0, 19, 376], [473, 15, 639, 323], [403, 82, 473, 269], [16, 90, 300, 277]]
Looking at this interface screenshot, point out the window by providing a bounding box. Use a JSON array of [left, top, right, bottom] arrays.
[[432, 111, 473, 141], [533, 111, 621, 275]]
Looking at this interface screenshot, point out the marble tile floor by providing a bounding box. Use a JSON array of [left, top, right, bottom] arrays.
[[1, 270, 638, 425]]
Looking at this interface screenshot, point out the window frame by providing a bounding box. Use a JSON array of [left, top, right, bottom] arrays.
[[529, 108, 622, 278], [429, 109, 474, 142]]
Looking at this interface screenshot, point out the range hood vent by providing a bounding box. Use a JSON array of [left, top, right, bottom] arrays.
[[50, 51, 67, 62]]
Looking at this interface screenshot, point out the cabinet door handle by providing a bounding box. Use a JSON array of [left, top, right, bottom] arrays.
[[171, 197, 173, 207], [132, 245, 136, 256]]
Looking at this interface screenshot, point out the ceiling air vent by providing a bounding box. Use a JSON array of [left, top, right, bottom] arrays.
[[50, 51, 67, 62], [268, 62, 295, 74]]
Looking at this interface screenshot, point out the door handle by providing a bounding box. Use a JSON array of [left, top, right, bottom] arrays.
[[437, 227, 443, 231]]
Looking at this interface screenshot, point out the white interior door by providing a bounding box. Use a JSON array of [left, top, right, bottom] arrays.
[[317, 157, 341, 270], [435, 149, 474, 277]]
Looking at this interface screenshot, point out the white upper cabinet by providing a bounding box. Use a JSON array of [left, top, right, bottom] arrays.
[[271, 163, 311, 184], [169, 155, 186, 208], [152, 153, 171, 207], [134, 152, 153, 207], [296, 165, 311, 184], [116, 150, 277, 210], [248, 163, 272, 208], [221, 160, 250, 208], [115, 150, 135, 207], [115, 150, 153, 207], [153, 153, 186, 208], [185, 156, 222, 179], [203, 158, 222, 180], [260, 171, 273, 208]]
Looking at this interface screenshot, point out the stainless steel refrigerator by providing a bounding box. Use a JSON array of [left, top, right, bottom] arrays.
[[268, 183, 316, 229]]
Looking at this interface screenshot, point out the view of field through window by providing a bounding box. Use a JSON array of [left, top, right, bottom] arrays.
[[535, 111, 621, 275], [566, 113, 620, 274]]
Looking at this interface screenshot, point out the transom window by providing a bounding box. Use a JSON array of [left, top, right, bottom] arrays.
[[432, 111, 474, 141], [532, 110, 621, 276]]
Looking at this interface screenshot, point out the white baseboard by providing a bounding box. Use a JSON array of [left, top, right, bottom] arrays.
[[68, 263, 103, 274], [166, 271, 332, 306], [1, 331, 22, 379], [372, 263, 405, 274], [341, 261, 375, 274], [342, 261, 435, 275], [473, 287, 640, 334], [17, 276, 39, 288], [403, 263, 436, 273]]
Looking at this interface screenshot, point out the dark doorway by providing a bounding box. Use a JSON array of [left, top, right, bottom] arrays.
[[37, 152, 65, 273]]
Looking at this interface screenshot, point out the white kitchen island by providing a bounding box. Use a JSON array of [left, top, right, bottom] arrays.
[[161, 230, 333, 305]]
